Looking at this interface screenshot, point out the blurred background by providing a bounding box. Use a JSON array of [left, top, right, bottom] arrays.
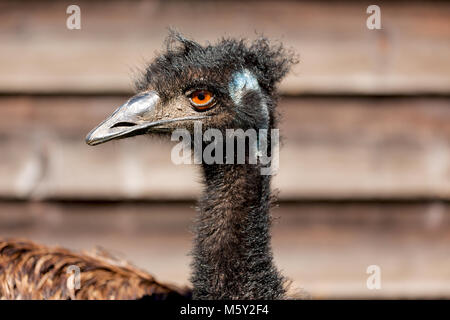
[[0, 0, 449, 298]]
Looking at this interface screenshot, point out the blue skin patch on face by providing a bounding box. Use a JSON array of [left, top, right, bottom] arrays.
[[228, 69, 269, 128], [228, 69, 261, 105]]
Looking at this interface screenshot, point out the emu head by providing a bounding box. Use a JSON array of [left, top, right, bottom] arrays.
[[86, 32, 295, 146]]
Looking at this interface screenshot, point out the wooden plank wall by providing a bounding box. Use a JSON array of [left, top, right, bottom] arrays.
[[0, 0, 449, 298]]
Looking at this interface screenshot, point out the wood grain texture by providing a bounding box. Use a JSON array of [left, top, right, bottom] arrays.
[[0, 0, 449, 94], [1, 201, 449, 299], [0, 96, 449, 200]]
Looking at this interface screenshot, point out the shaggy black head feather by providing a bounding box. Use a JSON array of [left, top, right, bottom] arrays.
[[136, 30, 296, 102]]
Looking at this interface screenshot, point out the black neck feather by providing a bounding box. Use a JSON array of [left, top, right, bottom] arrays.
[[190, 162, 285, 299]]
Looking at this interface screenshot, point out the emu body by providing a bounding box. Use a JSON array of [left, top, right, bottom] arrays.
[[0, 32, 295, 300], [0, 240, 189, 300]]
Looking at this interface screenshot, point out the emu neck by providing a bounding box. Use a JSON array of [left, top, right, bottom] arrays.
[[191, 163, 285, 299]]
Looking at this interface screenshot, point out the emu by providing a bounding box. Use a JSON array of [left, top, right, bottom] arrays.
[[0, 32, 296, 300]]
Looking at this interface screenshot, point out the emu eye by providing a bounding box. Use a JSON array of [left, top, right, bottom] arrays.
[[189, 90, 215, 110]]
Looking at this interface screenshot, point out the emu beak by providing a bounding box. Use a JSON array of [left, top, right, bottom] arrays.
[[86, 91, 160, 146], [85, 91, 206, 146]]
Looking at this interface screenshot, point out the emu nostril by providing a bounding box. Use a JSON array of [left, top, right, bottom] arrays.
[[111, 122, 136, 128]]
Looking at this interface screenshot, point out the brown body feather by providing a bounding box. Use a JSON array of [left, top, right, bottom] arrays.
[[0, 239, 190, 300]]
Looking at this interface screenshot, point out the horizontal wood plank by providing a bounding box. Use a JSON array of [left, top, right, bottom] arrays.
[[0, 96, 449, 200], [0, 1, 449, 94], [1, 201, 449, 298]]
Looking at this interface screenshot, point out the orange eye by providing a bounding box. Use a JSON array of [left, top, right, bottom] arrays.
[[189, 90, 214, 110]]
